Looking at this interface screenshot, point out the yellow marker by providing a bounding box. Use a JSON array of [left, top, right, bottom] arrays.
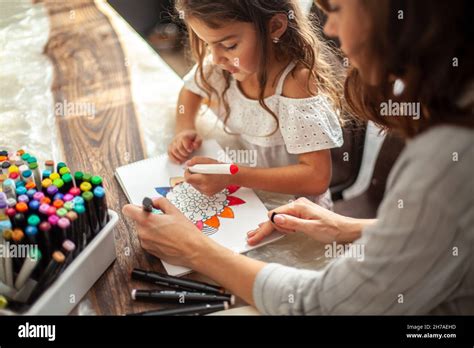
[[59, 167, 70, 175], [7, 165, 19, 174], [0, 295, 8, 309], [80, 181, 92, 192], [42, 178, 52, 190], [49, 172, 60, 181]]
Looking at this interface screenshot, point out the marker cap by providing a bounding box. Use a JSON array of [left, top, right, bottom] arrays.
[[91, 176, 102, 186], [80, 182, 92, 192], [27, 214, 41, 226]]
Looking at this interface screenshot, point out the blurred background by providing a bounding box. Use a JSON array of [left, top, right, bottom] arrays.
[[109, 0, 318, 77]]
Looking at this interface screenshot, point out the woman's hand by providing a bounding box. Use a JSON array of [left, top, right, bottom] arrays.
[[247, 197, 372, 245], [122, 197, 210, 268], [184, 157, 232, 196], [168, 129, 202, 164], [123, 197, 267, 307]]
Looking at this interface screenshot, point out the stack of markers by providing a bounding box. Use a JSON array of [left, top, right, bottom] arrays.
[[0, 149, 109, 310], [127, 268, 235, 316]]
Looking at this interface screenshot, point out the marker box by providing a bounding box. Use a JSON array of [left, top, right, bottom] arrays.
[[12, 209, 118, 315]]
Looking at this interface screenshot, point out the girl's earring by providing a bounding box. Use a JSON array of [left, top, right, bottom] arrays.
[[393, 78, 405, 96], [272, 37, 280, 44]]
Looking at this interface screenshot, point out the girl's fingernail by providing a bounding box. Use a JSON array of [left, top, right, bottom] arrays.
[[274, 215, 285, 224], [247, 230, 256, 237], [185, 160, 191, 166]]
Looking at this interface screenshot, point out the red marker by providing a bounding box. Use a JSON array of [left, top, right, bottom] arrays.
[[188, 164, 239, 175]]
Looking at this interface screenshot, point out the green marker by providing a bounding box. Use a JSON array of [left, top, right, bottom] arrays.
[[74, 171, 83, 187], [59, 167, 70, 176], [82, 172, 92, 183], [62, 173, 73, 192], [56, 162, 67, 173], [64, 201, 74, 211], [53, 178, 64, 192], [27, 214, 41, 227], [21, 153, 31, 163], [57, 207, 68, 218], [91, 175, 103, 189], [82, 191, 100, 239]]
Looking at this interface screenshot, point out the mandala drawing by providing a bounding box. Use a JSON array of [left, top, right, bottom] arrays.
[[155, 181, 246, 236]]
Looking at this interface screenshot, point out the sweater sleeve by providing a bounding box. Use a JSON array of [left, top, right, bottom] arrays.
[[253, 128, 473, 314]]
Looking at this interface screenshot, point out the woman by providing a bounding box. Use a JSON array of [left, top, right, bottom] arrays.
[[123, 0, 473, 314]]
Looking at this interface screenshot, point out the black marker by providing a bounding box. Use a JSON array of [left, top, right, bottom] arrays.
[[131, 289, 234, 304], [93, 186, 109, 229], [270, 212, 277, 223], [142, 197, 153, 212], [132, 268, 225, 294], [27, 251, 65, 304], [82, 191, 100, 238], [126, 302, 229, 316]]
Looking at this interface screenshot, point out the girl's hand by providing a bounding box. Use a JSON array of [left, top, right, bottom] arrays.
[[168, 130, 202, 164], [247, 197, 366, 245], [184, 157, 232, 196], [122, 197, 210, 268]]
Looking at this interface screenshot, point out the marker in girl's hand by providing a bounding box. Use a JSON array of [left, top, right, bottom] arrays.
[[187, 164, 239, 175]]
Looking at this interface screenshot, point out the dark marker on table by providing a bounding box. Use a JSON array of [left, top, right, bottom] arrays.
[[126, 302, 229, 316], [132, 268, 225, 294], [131, 289, 234, 305]]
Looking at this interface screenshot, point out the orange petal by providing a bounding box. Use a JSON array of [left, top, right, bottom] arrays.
[[218, 206, 234, 218], [204, 215, 220, 228]]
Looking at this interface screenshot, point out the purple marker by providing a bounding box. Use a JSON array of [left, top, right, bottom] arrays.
[[57, 217, 70, 246], [39, 203, 50, 217], [0, 192, 7, 216], [63, 193, 74, 202], [47, 185, 58, 199], [48, 214, 59, 226], [33, 191, 45, 201], [60, 239, 76, 270], [48, 214, 61, 248], [17, 194, 29, 204]]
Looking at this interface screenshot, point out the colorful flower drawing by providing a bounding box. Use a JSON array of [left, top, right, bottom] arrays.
[[155, 181, 246, 236]]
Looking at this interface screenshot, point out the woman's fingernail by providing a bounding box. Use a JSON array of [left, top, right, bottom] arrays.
[[274, 215, 285, 224], [247, 230, 257, 237], [185, 160, 191, 166]]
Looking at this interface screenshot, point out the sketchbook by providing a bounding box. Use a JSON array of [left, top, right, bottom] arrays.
[[115, 140, 283, 276]]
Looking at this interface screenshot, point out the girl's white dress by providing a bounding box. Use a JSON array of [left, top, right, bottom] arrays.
[[183, 60, 343, 208]]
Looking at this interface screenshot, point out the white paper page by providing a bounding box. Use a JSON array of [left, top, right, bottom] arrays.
[[116, 140, 283, 276]]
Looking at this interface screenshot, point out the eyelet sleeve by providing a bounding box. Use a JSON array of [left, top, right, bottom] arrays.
[[278, 95, 344, 154]]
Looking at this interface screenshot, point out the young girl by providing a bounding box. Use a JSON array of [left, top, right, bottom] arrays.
[[168, 0, 344, 208]]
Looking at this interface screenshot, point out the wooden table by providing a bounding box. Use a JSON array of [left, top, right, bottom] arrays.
[[31, 0, 328, 315], [37, 0, 229, 315]]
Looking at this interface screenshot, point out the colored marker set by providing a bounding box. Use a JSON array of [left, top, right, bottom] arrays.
[[127, 268, 234, 316], [0, 149, 110, 312]]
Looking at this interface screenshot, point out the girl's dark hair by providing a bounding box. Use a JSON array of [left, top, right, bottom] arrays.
[[317, 0, 474, 138], [175, 0, 345, 135]]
